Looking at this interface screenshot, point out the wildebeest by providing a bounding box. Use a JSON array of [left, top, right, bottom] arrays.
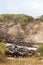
[[5, 44, 37, 57]]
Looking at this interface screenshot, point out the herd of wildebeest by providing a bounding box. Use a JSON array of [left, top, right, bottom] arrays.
[[5, 43, 38, 57]]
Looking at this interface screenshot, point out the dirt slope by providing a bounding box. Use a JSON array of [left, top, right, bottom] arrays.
[[0, 21, 43, 45]]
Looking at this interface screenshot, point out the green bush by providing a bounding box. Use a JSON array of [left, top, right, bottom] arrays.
[[35, 15, 43, 22], [37, 45, 43, 56]]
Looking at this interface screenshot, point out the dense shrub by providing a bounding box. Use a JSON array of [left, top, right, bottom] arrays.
[[37, 45, 43, 56], [35, 15, 43, 22]]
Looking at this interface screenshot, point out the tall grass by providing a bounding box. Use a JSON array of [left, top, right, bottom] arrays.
[[0, 42, 7, 62]]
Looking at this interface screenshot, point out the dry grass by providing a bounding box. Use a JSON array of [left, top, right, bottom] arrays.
[[0, 56, 43, 65]]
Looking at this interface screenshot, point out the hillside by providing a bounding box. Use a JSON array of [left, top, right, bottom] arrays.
[[0, 14, 43, 46]]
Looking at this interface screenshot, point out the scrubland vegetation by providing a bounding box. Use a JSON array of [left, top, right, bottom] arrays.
[[0, 14, 43, 22]]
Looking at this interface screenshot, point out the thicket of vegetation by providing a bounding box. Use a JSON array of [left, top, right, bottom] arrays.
[[37, 44, 43, 56]]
